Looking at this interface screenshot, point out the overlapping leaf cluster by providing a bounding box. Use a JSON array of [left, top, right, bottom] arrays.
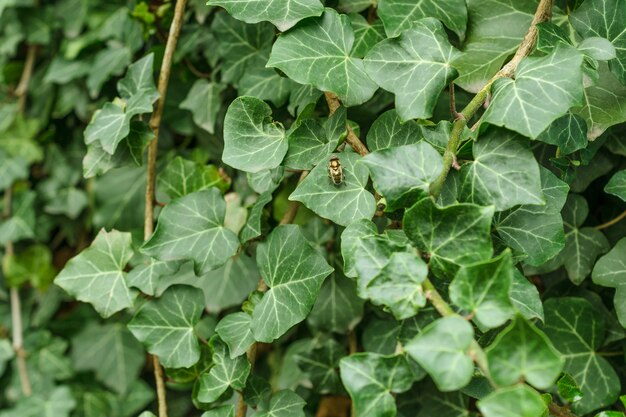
[[2, 0, 626, 417]]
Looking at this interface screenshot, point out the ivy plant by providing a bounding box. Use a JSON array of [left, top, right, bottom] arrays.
[[1, 0, 626, 417]]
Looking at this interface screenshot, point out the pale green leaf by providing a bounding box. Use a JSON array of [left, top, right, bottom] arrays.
[[54, 229, 135, 318], [126, 259, 183, 297], [365, 251, 428, 320], [365, 109, 423, 152], [71, 322, 144, 394], [364, 17, 460, 120], [571, 0, 626, 84], [307, 269, 365, 333], [222, 96, 287, 173], [578, 37, 617, 61], [558, 373, 584, 403], [605, 169, 626, 201], [405, 316, 474, 391], [494, 167, 569, 266], [537, 113, 588, 154], [128, 285, 205, 368], [592, 238, 626, 327], [117, 54, 159, 115], [454, 0, 536, 93], [477, 385, 547, 417], [290, 152, 376, 226], [0, 149, 28, 191], [158, 156, 229, 200], [483, 46, 584, 139], [211, 12, 273, 84], [575, 63, 626, 139], [0, 190, 35, 245], [450, 250, 515, 330], [142, 188, 240, 275], [486, 316, 563, 389], [339, 353, 417, 417], [256, 390, 306, 417], [252, 225, 333, 342], [267, 9, 378, 107], [207, 0, 323, 31], [510, 270, 544, 322], [180, 80, 225, 134], [404, 198, 494, 277], [216, 312, 255, 358], [544, 297, 621, 414], [459, 128, 543, 211], [199, 254, 260, 313], [341, 219, 379, 278], [285, 107, 346, 170], [247, 167, 284, 194], [362, 142, 443, 212], [238, 66, 296, 107], [83, 102, 129, 155], [0, 386, 77, 417], [377, 0, 467, 39], [197, 336, 250, 403]]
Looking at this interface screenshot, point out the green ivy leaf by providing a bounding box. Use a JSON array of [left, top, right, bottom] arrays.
[[180, 80, 225, 134], [0, 190, 35, 245], [158, 156, 229, 200], [450, 250, 515, 330], [365, 109, 423, 152], [255, 390, 306, 417], [377, 0, 467, 39], [510, 270, 544, 322], [454, 0, 536, 92], [285, 107, 346, 170], [341, 219, 379, 277], [240, 191, 273, 243], [0, 386, 77, 417], [558, 373, 584, 403], [128, 285, 204, 368], [483, 46, 584, 139], [365, 252, 428, 320], [364, 18, 460, 120], [197, 336, 250, 403], [207, 0, 323, 31], [544, 297, 621, 414], [222, 96, 287, 173], [211, 13, 273, 84], [349, 14, 385, 58], [592, 238, 626, 327], [459, 128, 543, 211], [54, 229, 135, 318], [494, 167, 569, 266], [605, 169, 626, 201], [477, 385, 547, 417], [307, 269, 365, 333], [486, 315, 563, 389], [339, 353, 416, 417], [126, 259, 182, 297], [405, 316, 474, 391], [215, 312, 255, 358], [290, 152, 376, 227], [71, 322, 144, 394], [252, 225, 333, 342], [575, 63, 626, 139], [239, 66, 297, 107], [537, 113, 588, 154], [142, 188, 239, 275], [4, 244, 56, 290], [570, 0, 626, 84], [0, 149, 28, 191], [362, 142, 443, 212], [267, 8, 378, 107], [201, 254, 260, 313], [404, 198, 494, 277], [296, 339, 345, 394]]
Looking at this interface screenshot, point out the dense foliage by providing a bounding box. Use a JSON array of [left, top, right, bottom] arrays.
[[2, 0, 626, 416]]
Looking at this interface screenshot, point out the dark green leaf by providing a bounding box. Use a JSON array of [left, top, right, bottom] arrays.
[[377, 0, 467, 39], [215, 312, 255, 358], [537, 113, 588, 154], [207, 0, 323, 31], [605, 169, 626, 201], [180, 80, 225, 134], [197, 336, 250, 403], [365, 109, 423, 152]]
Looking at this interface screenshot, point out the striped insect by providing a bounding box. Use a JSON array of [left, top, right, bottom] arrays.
[[328, 155, 345, 186]]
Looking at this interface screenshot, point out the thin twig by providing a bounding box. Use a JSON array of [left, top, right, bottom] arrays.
[[429, 0, 554, 198], [324, 92, 370, 157], [14, 45, 38, 114], [548, 403, 579, 417], [449, 83, 460, 119], [144, 1, 188, 416], [3, 188, 32, 397], [596, 209, 626, 230]]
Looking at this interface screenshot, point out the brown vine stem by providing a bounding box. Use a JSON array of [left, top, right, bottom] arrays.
[[323, 92, 370, 157], [596, 209, 626, 230], [429, 0, 554, 198], [14, 44, 38, 113], [144, 1, 188, 416], [3, 188, 32, 397]]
